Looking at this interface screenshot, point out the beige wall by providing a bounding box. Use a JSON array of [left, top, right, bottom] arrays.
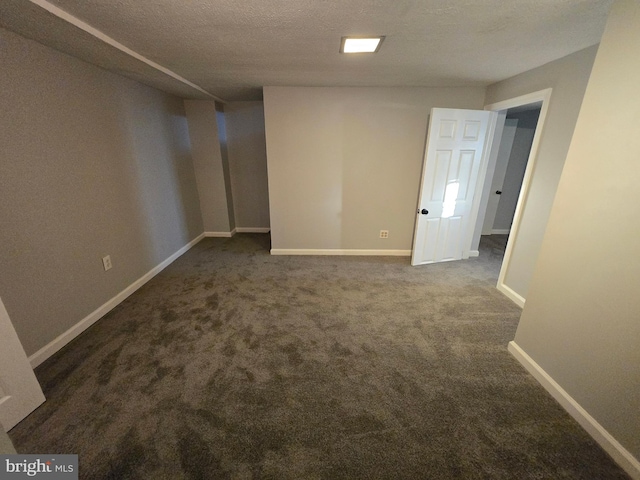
[[225, 102, 270, 229], [485, 46, 598, 299], [0, 27, 203, 356], [184, 100, 234, 233], [263, 86, 486, 251], [515, 0, 640, 463]]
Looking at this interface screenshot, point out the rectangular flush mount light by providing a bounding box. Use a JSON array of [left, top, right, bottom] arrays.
[[340, 36, 385, 53]]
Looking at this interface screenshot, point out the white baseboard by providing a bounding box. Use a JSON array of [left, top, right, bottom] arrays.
[[235, 227, 270, 233], [204, 229, 236, 238], [508, 341, 640, 480], [491, 229, 510, 235], [204, 228, 271, 237], [497, 282, 525, 308], [28, 233, 205, 368], [469, 250, 479, 257], [270, 249, 411, 256]]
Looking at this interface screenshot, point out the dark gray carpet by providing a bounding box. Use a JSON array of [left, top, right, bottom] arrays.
[[9, 234, 628, 479], [480, 234, 509, 255]]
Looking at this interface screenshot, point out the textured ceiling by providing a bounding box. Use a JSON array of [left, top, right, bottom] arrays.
[[1, 0, 613, 102]]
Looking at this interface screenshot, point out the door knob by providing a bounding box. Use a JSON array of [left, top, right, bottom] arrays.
[[495, 190, 502, 195], [421, 209, 429, 215]]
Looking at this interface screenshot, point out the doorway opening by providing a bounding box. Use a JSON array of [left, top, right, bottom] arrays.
[[482, 106, 541, 249], [473, 89, 552, 307]]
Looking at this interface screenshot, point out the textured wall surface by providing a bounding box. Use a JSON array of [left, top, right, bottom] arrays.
[[0, 27, 203, 356]]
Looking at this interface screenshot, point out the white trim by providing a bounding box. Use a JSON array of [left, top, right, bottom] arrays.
[[28, 233, 205, 368], [204, 230, 236, 238], [491, 229, 510, 235], [469, 250, 479, 258], [508, 342, 640, 480], [497, 283, 525, 308], [485, 88, 553, 308], [271, 249, 411, 256], [27, 0, 223, 102], [484, 89, 550, 113], [235, 227, 271, 233]]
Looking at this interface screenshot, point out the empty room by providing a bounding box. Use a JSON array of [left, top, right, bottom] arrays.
[[0, 0, 638, 478]]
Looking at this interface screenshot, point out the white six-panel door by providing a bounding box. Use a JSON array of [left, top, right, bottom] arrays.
[[0, 297, 45, 431], [411, 108, 494, 266]]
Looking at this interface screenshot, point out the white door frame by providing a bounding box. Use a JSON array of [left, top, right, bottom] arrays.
[[484, 88, 552, 307]]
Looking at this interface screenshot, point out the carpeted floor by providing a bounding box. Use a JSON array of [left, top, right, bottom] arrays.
[[479, 234, 509, 255], [9, 234, 628, 479]]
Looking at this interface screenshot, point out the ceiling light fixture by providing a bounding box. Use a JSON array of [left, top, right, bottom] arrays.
[[340, 36, 385, 53]]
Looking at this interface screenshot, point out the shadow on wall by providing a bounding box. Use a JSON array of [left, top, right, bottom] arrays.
[[224, 102, 270, 230], [116, 89, 203, 267], [216, 107, 236, 231]]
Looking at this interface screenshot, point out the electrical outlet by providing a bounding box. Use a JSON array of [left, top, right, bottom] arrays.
[[379, 230, 389, 239], [102, 255, 112, 271]]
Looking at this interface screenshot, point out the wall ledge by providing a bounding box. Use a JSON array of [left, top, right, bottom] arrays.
[[271, 249, 410, 256], [508, 341, 640, 480], [235, 227, 270, 233], [204, 229, 271, 237], [204, 230, 235, 237]]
